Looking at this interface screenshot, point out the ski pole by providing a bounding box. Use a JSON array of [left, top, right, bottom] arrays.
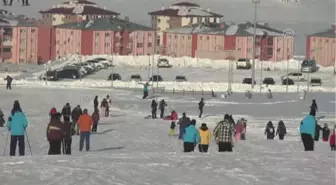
[[2, 131, 9, 156], [24, 130, 33, 156]]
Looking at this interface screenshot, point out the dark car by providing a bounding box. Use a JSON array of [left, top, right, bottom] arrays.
[[175, 75, 187, 82], [130, 74, 142, 81], [108, 73, 121, 81], [282, 78, 294, 85], [263, 77, 275, 85], [42, 70, 59, 81], [150, 75, 163, 82], [58, 67, 80, 79], [310, 78, 322, 86], [242, 78, 256, 85]]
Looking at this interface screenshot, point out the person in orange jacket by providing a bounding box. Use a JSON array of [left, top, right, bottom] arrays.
[[198, 123, 211, 152], [77, 109, 93, 151]]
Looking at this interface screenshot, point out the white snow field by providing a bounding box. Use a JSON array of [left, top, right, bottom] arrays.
[[0, 86, 335, 185]]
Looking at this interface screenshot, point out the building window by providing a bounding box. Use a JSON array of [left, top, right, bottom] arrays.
[[105, 32, 110, 37], [200, 36, 202, 40], [3, 48, 11, 52], [20, 48, 25, 53], [267, 48, 273, 55], [20, 29, 25, 33], [148, 43, 152, 47], [206, 36, 209, 40], [95, 32, 99, 36], [71, 31, 73, 35], [325, 40, 329, 43], [68, 38, 70, 42], [137, 43, 143, 48], [31, 29, 35, 33], [174, 35, 177, 39], [277, 48, 281, 52], [157, 18, 161, 23], [247, 48, 251, 52], [148, 33, 151, 37], [268, 38, 273, 45], [188, 36, 191, 40], [105, 43, 110, 47], [237, 48, 241, 51]]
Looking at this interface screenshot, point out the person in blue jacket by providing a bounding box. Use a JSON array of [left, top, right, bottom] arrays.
[[300, 113, 316, 151], [7, 100, 28, 156], [183, 119, 201, 152]]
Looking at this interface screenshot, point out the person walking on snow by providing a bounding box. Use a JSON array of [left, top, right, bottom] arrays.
[[310, 99, 318, 117], [71, 105, 82, 135], [93, 96, 99, 111], [77, 109, 93, 151], [235, 120, 244, 141], [151, 100, 158, 119], [322, 123, 330, 142], [276, 120, 287, 140], [100, 98, 109, 117], [0, 108, 5, 127], [4, 75, 13, 90], [169, 121, 176, 136], [159, 99, 167, 118], [177, 112, 191, 139], [7, 100, 28, 156], [141, 82, 150, 99], [264, 121, 275, 140], [300, 112, 316, 151], [91, 108, 100, 132], [213, 114, 235, 152], [61, 103, 71, 122], [240, 118, 247, 140], [183, 119, 200, 152], [46, 113, 66, 155], [330, 130, 336, 151], [314, 123, 322, 141], [62, 117, 73, 155], [198, 98, 205, 118], [198, 123, 210, 152]]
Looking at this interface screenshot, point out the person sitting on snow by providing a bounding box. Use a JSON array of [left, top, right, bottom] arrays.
[[164, 110, 178, 121]]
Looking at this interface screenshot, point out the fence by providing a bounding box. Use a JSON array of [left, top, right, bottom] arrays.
[[152, 87, 216, 97]]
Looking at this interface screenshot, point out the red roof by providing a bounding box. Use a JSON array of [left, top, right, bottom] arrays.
[[149, 8, 222, 17], [40, 6, 119, 15], [62, 0, 96, 5], [172, 2, 200, 7]]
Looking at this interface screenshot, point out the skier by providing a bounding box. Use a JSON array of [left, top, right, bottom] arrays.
[[4, 75, 12, 90], [159, 99, 167, 118], [183, 119, 200, 152], [267, 89, 273, 99], [314, 123, 322, 141], [310, 99, 318, 116], [100, 98, 109, 117], [151, 100, 158, 119], [245, 90, 252, 99], [7, 100, 28, 156], [322, 123, 330, 142], [235, 120, 244, 141], [169, 121, 176, 136], [240, 118, 247, 140], [142, 82, 150, 99], [198, 98, 205, 118], [300, 112, 316, 151], [91, 108, 100, 132], [264, 121, 275, 140], [61, 103, 71, 122], [71, 105, 82, 135], [46, 113, 66, 155], [0, 108, 5, 127], [77, 109, 93, 151], [213, 114, 235, 152], [93, 96, 98, 111], [276, 120, 287, 140], [198, 123, 210, 152], [330, 130, 336, 151], [177, 112, 191, 139], [62, 116, 73, 155]]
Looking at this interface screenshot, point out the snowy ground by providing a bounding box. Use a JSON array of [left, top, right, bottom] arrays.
[[0, 86, 335, 185]]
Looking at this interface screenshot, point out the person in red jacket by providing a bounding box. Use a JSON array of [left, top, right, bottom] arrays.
[[330, 130, 335, 151], [91, 108, 100, 132]]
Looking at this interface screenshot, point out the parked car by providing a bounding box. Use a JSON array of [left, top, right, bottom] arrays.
[[282, 78, 294, 85], [310, 78, 322, 86], [175, 75, 187, 82], [301, 60, 319, 73], [58, 66, 81, 79], [86, 59, 106, 69], [130, 74, 142, 81], [281, 72, 306, 82], [242, 78, 256, 85], [157, 58, 172, 68], [93, 57, 113, 66], [41, 70, 59, 81], [108, 73, 121, 81], [236, 58, 251, 70], [263, 77, 275, 85], [150, 75, 163, 82]]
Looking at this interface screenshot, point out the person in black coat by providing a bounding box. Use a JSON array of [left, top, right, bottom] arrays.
[[61, 103, 71, 122], [93, 96, 98, 110], [314, 123, 322, 141], [4, 75, 13, 90], [71, 105, 82, 135], [151, 100, 158, 119], [310, 99, 318, 117], [159, 99, 167, 118], [265, 121, 275, 140], [276, 120, 287, 140], [321, 123, 330, 142], [0, 108, 4, 127], [198, 98, 205, 118]]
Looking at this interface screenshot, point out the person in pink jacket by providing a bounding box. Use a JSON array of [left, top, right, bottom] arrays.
[[235, 120, 244, 141]]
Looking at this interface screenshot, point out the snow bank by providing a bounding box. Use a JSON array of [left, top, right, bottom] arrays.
[[1, 79, 334, 93]]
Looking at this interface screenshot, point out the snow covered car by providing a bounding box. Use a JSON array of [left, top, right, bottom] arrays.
[[236, 58, 251, 70], [175, 76, 187, 82], [157, 58, 172, 68], [242, 78, 256, 85], [86, 59, 107, 70], [108, 73, 121, 81], [301, 60, 318, 73], [130, 74, 142, 82], [93, 57, 113, 67], [310, 78, 322, 86]]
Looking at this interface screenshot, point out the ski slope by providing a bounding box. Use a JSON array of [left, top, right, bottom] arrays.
[[0, 86, 335, 185]]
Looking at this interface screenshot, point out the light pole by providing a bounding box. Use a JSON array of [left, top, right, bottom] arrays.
[[148, 53, 151, 80], [251, 0, 260, 89], [111, 52, 114, 87], [0, 28, 4, 63]]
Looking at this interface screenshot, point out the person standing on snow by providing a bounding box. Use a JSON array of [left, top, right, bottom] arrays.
[[61, 103, 71, 122], [142, 82, 150, 99], [235, 120, 244, 141], [240, 118, 247, 140], [91, 108, 100, 132], [314, 123, 322, 141], [183, 119, 200, 152], [264, 121, 275, 140], [0, 108, 5, 127], [100, 98, 109, 117], [151, 100, 158, 119], [198, 98, 205, 118], [159, 99, 167, 118], [321, 123, 330, 142], [310, 99, 318, 117], [276, 120, 287, 140], [4, 75, 13, 90], [93, 96, 99, 111], [177, 112, 191, 139], [213, 114, 235, 152], [300, 112, 316, 151], [7, 100, 28, 156], [198, 123, 210, 152], [330, 130, 336, 151], [46, 113, 66, 155], [77, 109, 93, 151], [62, 116, 73, 155], [71, 105, 82, 135]]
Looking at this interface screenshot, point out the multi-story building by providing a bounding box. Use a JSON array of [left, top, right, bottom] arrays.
[[148, 1, 222, 46], [0, 10, 19, 62], [54, 18, 156, 59], [11, 20, 55, 64], [39, 0, 120, 26], [306, 24, 336, 67], [162, 22, 295, 61]]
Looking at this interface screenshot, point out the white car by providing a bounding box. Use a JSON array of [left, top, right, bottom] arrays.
[[236, 58, 251, 70], [281, 72, 306, 82], [157, 58, 172, 68]]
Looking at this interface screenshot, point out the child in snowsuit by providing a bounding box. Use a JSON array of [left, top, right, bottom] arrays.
[[0, 109, 5, 127], [91, 109, 100, 132], [322, 123, 330, 142], [240, 118, 247, 140], [265, 121, 275, 140], [330, 130, 335, 151], [276, 120, 287, 140], [169, 121, 176, 136], [198, 123, 210, 152]]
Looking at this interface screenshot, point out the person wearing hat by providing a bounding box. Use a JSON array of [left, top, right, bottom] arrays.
[[46, 112, 66, 155], [77, 109, 93, 151], [49, 107, 57, 117], [183, 119, 200, 152], [213, 114, 235, 152], [198, 123, 210, 152], [61, 103, 71, 122]]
